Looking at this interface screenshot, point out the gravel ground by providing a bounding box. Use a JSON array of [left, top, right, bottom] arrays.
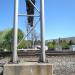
[[0, 55, 75, 75]]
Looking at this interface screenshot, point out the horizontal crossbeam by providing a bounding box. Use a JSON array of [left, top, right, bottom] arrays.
[[18, 14, 40, 17]]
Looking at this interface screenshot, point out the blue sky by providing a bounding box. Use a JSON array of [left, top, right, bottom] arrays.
[[0, 0, 75, 40]]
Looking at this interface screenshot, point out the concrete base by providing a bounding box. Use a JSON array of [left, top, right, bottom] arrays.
[[3, 62, 53, 75]]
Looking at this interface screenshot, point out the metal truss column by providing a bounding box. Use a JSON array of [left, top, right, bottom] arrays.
[[40, 0, 46, 62], [13, 0, 18, 63], [32, 23, 35, 48]]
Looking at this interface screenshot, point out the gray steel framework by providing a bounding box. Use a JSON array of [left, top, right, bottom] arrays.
[[13, 0, 46, 63], [13, 0, 18, 63]]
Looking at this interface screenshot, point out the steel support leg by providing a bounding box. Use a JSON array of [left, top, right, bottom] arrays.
[[13, 0, 18, 63], [32, 23, 35, 49], [40, 0, 46, 62]]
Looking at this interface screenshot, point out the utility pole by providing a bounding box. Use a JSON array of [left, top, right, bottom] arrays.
[[13, 0, 18, 63], [40, 0, 46, 62]]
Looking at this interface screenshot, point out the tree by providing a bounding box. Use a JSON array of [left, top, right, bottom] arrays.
[[52, 40, 56, 46], [68, 40, 74, 45], [48, 40, 56, 50], [48, 42, 54, 49], [18, 40, 31, 49], [61, 40, 69, 49], [3, 28, 24, 51]]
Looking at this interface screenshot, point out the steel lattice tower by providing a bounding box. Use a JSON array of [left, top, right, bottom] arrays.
[[13, 0, 46, 63]]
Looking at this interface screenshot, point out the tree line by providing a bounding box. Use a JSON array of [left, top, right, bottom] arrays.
[[47, 39, 75, 50], [0, 29, 29, 52], [0, 29, 75, 52], [0, 28, 40, 52]]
